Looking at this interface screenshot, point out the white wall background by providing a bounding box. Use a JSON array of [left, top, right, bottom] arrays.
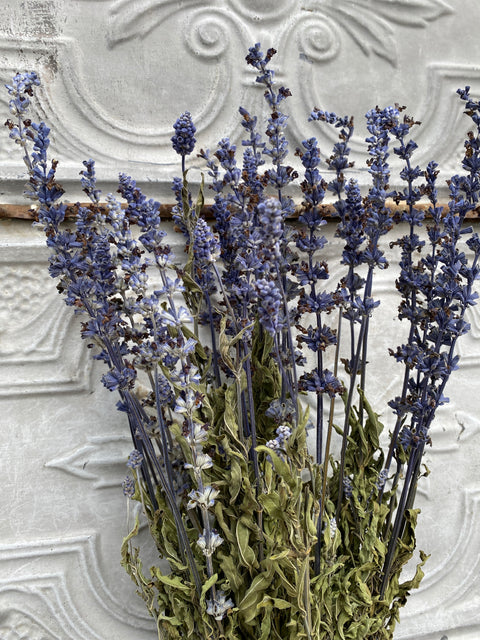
[[1, 1, 480, 639]]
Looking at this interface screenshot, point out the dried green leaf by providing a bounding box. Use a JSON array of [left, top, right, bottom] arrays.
[[236, 518, 259, 570], [237, 570, 273, 623], [195, 172, 205, 217], [152, 568, 192, 595], [218, 552, 245, 592], [256, 445, 297, 491]]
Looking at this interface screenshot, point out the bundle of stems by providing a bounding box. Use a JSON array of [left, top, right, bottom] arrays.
[[5, 45, 480, 640]]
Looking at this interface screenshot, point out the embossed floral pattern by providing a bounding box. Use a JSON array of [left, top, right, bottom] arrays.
[[106, 0, 452, 65]]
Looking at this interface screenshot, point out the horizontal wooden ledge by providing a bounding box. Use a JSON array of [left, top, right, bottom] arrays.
[[0, 202, 183, 220], [1, 201, 480, 221]]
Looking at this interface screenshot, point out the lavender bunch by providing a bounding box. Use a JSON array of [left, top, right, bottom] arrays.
[[6, 46, 480, 640], [379, 97, 480, 595]]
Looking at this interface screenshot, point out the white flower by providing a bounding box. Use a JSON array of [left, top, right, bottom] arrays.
[[196, 529, 224, 556], [155, 252, 174, 268], [187, 485, 219, 509], [194, 452, 213, 470], [174, 388, 200, 415], [181, 337, 197, 355], [154, 276, 185, 296], [206, 591, 234, 620], [184, 447, 213, 473], [170, 364, 201, 388], [163, 337, 197, 360], [276, 424, 292, 440], [186, 422, 208, 446], [159, 305, 193, 327], [266, 424, 292, 453], [329, 517, 338, 538]]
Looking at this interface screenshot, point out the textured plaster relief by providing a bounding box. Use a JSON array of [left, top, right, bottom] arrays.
[[0, 245, 92, 395], [0, 261, 62, 356], [0, 536, 157, 639], [0, 609, 55, 640], [455, 411, 480, 444], [423, 488, 480, 599], [397, 491, 480, 638], [106, 0, 206, 46], [0, 0, 462, 200], [45, 434, 132, 489], [20, 0, 60, 39], [302, 0, 452, 65], [105, 0, 452, 60]]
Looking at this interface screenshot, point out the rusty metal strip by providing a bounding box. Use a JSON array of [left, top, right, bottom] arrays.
[[1, 202, 479, 221]]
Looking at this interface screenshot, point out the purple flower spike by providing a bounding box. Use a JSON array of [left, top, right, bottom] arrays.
[[171, 111, 196, 157]]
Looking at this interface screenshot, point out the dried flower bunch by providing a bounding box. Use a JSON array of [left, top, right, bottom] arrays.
[[5, 44, 480, 640]]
